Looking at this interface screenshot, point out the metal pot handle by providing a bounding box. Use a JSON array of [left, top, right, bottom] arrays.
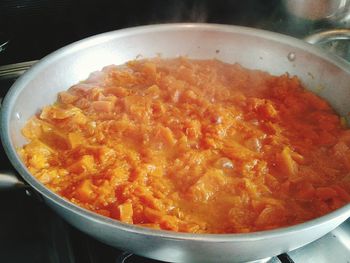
[[304, 28, 350, 45], [304, 29, 350, 62], [0, 170, 27, 190]]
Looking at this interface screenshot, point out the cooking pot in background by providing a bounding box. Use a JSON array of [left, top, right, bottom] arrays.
[[284, 0, 350, 22]]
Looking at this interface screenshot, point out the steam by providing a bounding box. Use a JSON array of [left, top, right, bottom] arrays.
[[145, 1, 209, 24], [189, 1, 208, 22]]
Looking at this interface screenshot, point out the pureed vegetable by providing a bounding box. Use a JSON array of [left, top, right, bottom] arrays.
[[20, 58, 350, 233]]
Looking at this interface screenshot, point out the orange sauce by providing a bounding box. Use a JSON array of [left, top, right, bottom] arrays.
[[20, 58, 350, 233]]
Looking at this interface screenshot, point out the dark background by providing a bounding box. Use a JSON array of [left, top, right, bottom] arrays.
[[0, 0, 329, 66]]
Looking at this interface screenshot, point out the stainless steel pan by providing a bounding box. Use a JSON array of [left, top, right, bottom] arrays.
[[1, 23, 350, 263]]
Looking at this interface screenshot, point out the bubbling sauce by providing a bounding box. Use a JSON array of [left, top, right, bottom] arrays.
[[20, 58, 350, 233]]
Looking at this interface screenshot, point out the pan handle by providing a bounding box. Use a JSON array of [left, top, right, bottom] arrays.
[[304, 29, 350, 45], [0, 170, 27, 190], [304, 29, 350, 62]]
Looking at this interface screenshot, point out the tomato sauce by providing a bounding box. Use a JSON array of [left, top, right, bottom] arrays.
[[20, 58, 350, 233]]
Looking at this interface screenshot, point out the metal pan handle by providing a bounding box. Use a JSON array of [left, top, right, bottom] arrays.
[[305, 29, 350, 45], [304, 29, 350, 63], [0, 170, 27, 190]]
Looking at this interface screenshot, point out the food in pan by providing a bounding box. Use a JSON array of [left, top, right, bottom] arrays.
[[19, 58, 350, 233]]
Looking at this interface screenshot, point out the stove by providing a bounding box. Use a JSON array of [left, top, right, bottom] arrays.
[[1, 1, 350, 261]]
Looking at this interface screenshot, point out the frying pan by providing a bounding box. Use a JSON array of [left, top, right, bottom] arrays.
[[1, 24, 350, 263]]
